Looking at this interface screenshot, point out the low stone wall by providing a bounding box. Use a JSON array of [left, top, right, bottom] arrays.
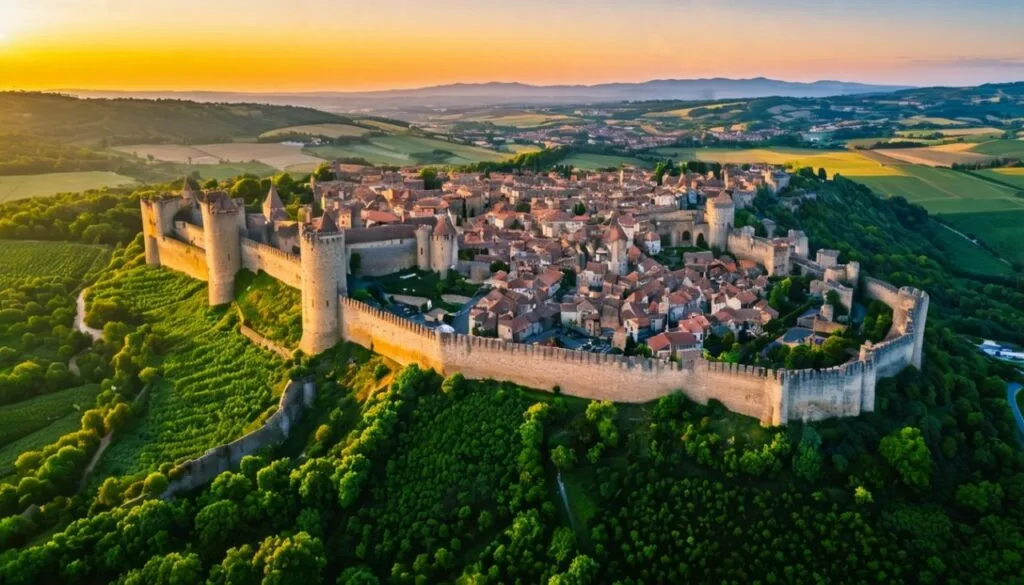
[[162, 379, 315, 499], [239, 324, 293, 360]]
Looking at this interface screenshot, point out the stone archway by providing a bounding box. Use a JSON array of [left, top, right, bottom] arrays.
[[681, 230, 692, 246], [696, 233, 707, 249]]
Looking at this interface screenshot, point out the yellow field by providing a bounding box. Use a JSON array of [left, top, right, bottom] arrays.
[[897, 116, 964, 127], [655, 147, 902, 178], [259, 123, 369, 139], [115, 143, 325, 170], [897, 127, 1002, 138], [644, 102, 743, 119], [874, 147, 993, 167], [504, 143, 543, 154], [356, 119, 411, 133], [470, 113, 576, 128]]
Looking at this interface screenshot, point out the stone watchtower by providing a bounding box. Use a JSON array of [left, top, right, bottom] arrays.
[[705, 192, 735, 250], [430, 215, 458, 277], [199, 191, 243, 306], [416, 215, 458, 276], [415, 223, 433, 272], [299, 211, 347, 355]]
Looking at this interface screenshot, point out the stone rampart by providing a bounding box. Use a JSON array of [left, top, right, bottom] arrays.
[[162, 379, 315, 498], [240, 239, 302, 289], [340, 298, 445, 370], [347, 239, 417, 277], [154, 237, 208, 281], [782, 359, 874, 422], [173, 220, 206, 249]]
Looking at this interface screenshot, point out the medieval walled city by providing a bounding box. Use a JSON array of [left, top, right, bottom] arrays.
[[141, 161, 928, 426]]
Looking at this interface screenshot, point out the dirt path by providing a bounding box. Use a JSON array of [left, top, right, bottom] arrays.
[[74, 289, 103, 341]]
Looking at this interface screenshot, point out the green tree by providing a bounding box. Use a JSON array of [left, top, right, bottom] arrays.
[[550, 445, 577, 470], [879, 427, 932, 489]]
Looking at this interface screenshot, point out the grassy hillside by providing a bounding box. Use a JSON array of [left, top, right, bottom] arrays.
[[307, 135, 508, 166], [87, 264, 286, 479], [0, 171, 138, 203], [0, 92, 346, 146]]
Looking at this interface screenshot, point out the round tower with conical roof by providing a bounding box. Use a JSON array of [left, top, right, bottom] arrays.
[[200, 191, 242, 306], [299, 211, 346, 355], [705, 192, 735, 251]]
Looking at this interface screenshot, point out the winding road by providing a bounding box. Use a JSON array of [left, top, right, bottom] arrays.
[[1009, 382, 1024, 445]]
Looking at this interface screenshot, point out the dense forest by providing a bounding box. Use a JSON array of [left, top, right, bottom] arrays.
[[0, 171, 1021, 584]]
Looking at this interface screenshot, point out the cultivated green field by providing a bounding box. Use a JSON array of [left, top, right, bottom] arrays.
[[975, 167, 1024, 189], [0, 385, 101, 455], [0, 171, 137, 203], [0, 241, 112, 287], [175, 161, 279, 180], [87, 265, 286, 478], [853, 164, 1024, 265], [562, 153, 650, 170], [307, 135, 508, 166], [930, 223, 1014, 277], [0, 412, 83, 479], [970, 139, 1024, 159], [259, 123, 369, 139]]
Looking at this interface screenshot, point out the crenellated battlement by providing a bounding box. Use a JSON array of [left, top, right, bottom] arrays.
[[240, 238, 299, 264]]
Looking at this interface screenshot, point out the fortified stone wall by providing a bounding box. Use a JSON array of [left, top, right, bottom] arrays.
[[727, 231, 789, 276], [868, 328, 917, 378], [162, 379, 315, 498], [347, 239, 417, 277], [440, 333, 785, 424], [863, 277, 906, 331], [173, 220, 206, 249], [240, 239, 302, 289], [782, 359, 874, 422], [340, 298, 445, 370], [153, 237, 209, 281]]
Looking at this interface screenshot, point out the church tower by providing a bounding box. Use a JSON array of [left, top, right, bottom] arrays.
[[200, 191, 242, 306], [607, 223, 628, 276], [299, 211, 347, 355]]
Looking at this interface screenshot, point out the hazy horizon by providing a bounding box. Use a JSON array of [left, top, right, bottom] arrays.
[[2, 0, 1024, 93]]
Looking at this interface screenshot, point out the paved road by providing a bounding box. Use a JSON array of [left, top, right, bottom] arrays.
[[1009, 382, 1024, 444]]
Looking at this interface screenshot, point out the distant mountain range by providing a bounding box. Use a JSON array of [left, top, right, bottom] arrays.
[[63, 77, 911, 111]]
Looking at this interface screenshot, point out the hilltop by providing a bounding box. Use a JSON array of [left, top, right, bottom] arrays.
[[0, 92, 348, 147]]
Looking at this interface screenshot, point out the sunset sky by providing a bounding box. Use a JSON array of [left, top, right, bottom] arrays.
[[1, 0, 1023, 92]]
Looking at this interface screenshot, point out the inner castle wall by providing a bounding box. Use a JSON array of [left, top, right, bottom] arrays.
[[347, 239, 418, 277]]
